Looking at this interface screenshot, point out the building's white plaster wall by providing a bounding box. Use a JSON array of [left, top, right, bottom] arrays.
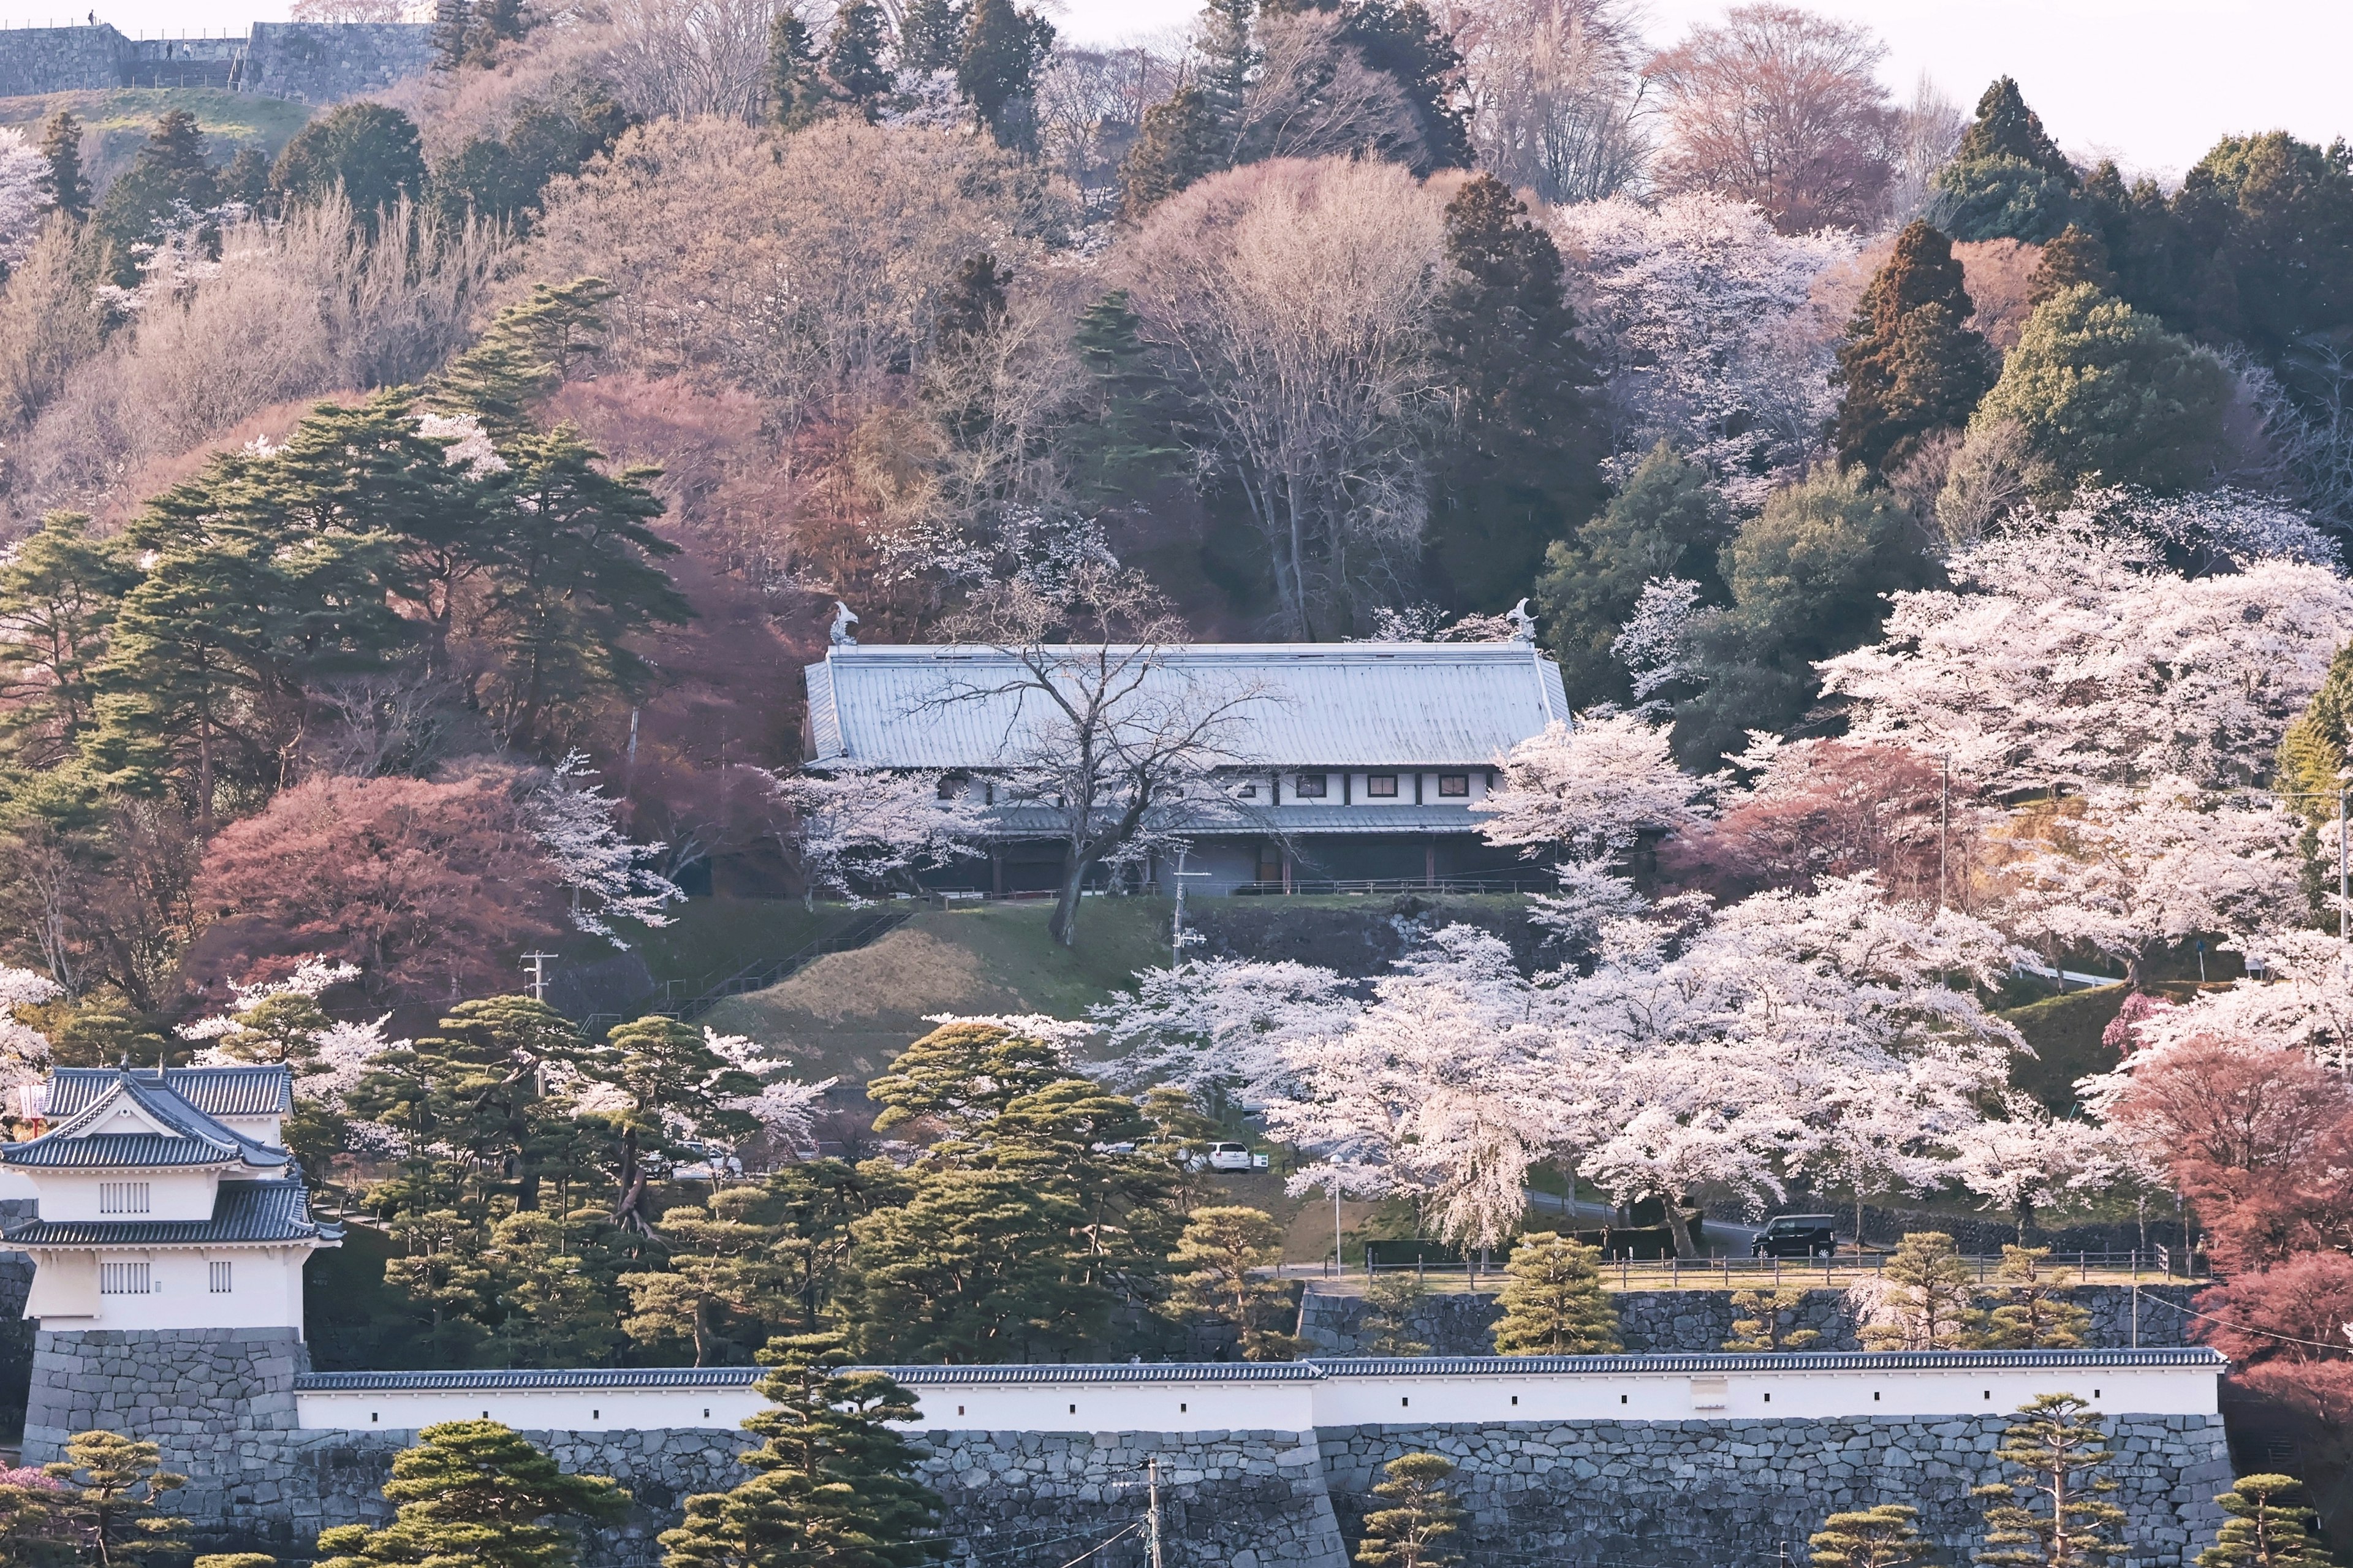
[[24, 1245, 309, 1330]]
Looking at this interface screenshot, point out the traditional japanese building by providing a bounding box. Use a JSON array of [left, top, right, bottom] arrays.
[[1, 1065, 340, 1332], [803, 638, 1574, 894]]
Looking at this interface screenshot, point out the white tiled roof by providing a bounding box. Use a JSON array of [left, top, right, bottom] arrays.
[[805, 643, 1570, 770]]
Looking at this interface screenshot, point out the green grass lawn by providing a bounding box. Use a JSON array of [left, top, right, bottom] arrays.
[[0, 87, 311, 186], [1995, 979, 2219, 1113], [700, 897, 1176, 1088]]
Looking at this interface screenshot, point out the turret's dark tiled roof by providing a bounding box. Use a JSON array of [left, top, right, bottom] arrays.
[[46, 1065, 293, 1119], [2, 1180, 341, 1247], [2, 1069, 288, 1172]]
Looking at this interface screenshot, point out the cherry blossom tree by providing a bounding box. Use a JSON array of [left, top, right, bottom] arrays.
[[766, 766, 988, 902], [1949, 1090, 2113, 1243], [0, 129, 44, 270], [523, 752, 684, 945], [1550, 193, 1859, 507], [0, 966, 59, 1095], [1996, 781, 2306, 987], [700, 1027, 836, 1165], [1476, 714, 1708, 941], [1822, 499, 2353, 797], [1089, 958, 1360, 1111], [2123, 931, 2353, 1073]]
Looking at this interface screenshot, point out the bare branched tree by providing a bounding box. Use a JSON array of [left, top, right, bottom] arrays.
[[1117, 157, 1448, 638], [936, 562, 1274, 946], [1646, 3, 1898, 233], [1444, 0, 1650, 203], [605, 0, 784, 122], [1232, 10, 1425, 170]]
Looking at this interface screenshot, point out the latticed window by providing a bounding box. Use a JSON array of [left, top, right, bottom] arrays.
[[209, 1262, 232, 1293], [99, 1261, 151, 1295], [98, 1182, 150, 1214]]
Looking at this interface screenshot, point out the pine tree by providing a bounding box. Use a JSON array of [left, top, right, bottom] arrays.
[[313, 1420, 629, 1568], [1427, 173, 1602, 613], [1972, 1394, 2128, 1568], [34, 111, 90, 219], [1069, 290, 1195, 495], [1194, 0, 1257, 129], [1491, 1233, 1620, 1355], [1833, 219, 1995, 473], [1535, 441, 1727, 709], [659, 1333, 942, 1568], [957, 0, 1055, 151], [2027, 225, 2118, 309], [1355, 1453, 1464, 1568], [619, 1194, 792, 1365], [896, 0, 968, 74], [2196, 1474, 2333, 1568], [866, 1021, 1065, 1138], [2276, 642, 2352, 932], [1338, 0, 1471, 172], [827, 1, 893, 112], [430, 277, 618, 437], [269, 102, 429, 223], [1724, 1286, 1822, 1352], [1360, 1270, 1433, 1357], [482, 1210, 626, 1367], [94, 109, 221, 280], [1119, 85, 1224, 219], [39, 1430, 188, 1566], [579, 1015, 759, 1234], [220, 146, 270, 210], [1860, 1232, 1985, 1350], [770, 11, 828, 130], [0, 511, 135, 771], [1980, 1246, 2092, 1350], [1168, 1206, 1304, 1360], [1811, 1503, 1931, 1568], [1957, 78, 2077, 183]]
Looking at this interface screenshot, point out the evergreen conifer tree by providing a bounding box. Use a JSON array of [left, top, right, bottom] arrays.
[[827, 1, 894, 112], [1957, 78, 2077, 183], [2196, 1474, 2333, 1568], [1119, 86, 1224, 218], [1724, 1286, 1822, 1351], [767, 12, 828, 129], [619, 1194, 793, 1366], [94, 110, 221, 281], [1427, 173, 1602, 613], [1833, 220, 1995, 473], [957, 0, 1055, 151], [659, 1333, 942, 1568], [1491, 1233, 1621, 1355], [2026, 225, 2118, 309], [866, 1021, 1065, 1137], [1972, 1394, 2128, 1568], [896, 0, 968, 74], [1069, 290, 1195, 493], [1810, 1503, 1931, 1568], [2276, 642, 2352, 932], [313, 1420, 629, 1568], [430, 277, 617, 436], [1860, 1232, 1984, 1350], [269, 102, 429, 222], [40, 1430, 188, 1566], [1535, 441, 1726, 709], [1167, 1205, 1304, 1360], [1355, 1453, 1464, 1568], [580, 1015, 759, 1233], [1980, 1246, 2092, 1350], [0, 511, 135, 771], [34, 111, 90, 219], [1336, 0, 1470, 172]]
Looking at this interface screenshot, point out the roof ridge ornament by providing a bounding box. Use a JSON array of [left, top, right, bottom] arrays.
[[830, 600, 859, 647], [1506, 597, 1536, 645]]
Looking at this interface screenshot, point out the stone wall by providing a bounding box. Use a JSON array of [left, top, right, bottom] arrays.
[[24, 1327, 307, 1518], [240, 23, 433, 105], [1297, 1284, 2202, 1358], [0, 20, 431, 104], [179, 1412, 2232, 1568], [1321, 1414, 2232, 1568]]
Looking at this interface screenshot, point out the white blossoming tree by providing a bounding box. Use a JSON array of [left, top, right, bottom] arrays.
[[0, 966, 61, 1100], [525, 751, 684, 945], [767, 766, 988, 902]]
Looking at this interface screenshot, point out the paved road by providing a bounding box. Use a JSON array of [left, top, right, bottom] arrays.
[[1521, 1187, 1764, 1257]]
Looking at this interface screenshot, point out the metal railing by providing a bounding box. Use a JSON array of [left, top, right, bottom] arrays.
[[1363, 1248, 2206, 1289]]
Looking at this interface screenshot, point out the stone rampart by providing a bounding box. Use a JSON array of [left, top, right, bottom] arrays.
[[1297, 1283, 2202, 1358], [0, 20, 431, 104], [1321, 1414, 2232, 1567]]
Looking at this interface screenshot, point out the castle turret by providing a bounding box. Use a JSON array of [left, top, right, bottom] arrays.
[[2, 1065, 340, 1506]]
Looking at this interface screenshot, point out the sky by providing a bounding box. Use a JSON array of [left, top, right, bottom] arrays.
[[6, 0, 2345, 178]]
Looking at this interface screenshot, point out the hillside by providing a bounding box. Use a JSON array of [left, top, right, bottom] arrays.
[[0, 86, 309, 186]]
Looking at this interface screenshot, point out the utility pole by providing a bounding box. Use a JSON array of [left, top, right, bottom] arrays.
[[1938, 754, 1950, 911], [1146, 1457, 1164, 1568], [520, 952, 556, 1002], [1170, 845, 1208, 964], [2338, 781, 2348, 945]]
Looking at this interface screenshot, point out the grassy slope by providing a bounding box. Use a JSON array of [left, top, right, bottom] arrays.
[[554, 897, 863, 994], [1995, 979, 2218, 1113], [699, 898, 1178, 1087], [0, 88, 311, 184]]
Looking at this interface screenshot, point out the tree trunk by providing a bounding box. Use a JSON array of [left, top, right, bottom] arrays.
[[1047, 849, 1091, 947], [1664, 1197, 1697, 1259]]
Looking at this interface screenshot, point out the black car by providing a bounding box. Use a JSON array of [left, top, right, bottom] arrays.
[[1750, 1214, 1838, 1258]]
